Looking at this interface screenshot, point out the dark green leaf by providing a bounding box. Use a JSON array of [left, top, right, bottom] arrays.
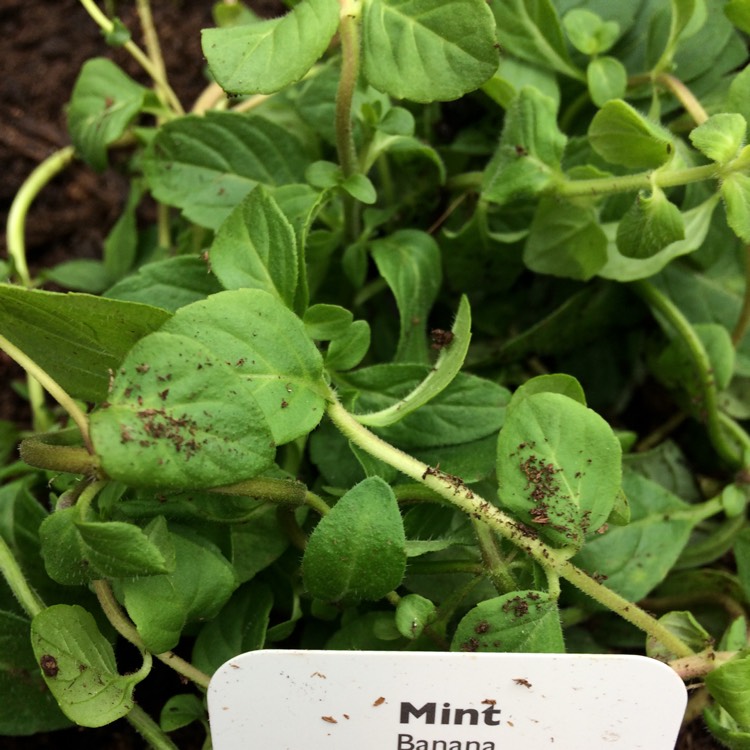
[[160, 694, 205, 733], [42, 260, 112, 294], [67, 58, 148, 170], [362, 0, 500, 102], [202, 0, 339, 94], [0, 284, 170, 403], [209, 186, 298, 308], [143, 113, 311, 229], [30, 604, 149, 727], [496, 392, 622, 548], [451, 590, 564, 652], [483, 87, 566, 205], [303, 477, 406, 602]]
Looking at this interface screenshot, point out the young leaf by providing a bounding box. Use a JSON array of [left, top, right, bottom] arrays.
[[616, 188, 685, 259], [325, 319, 371, 371], [483, 87, 567, 205], [646, 610, 712, 662], [143, 113, 310, 229], [721, 172, 750, 242], [89, 332, 276, 489], [201, 0, 339, 95], [0, 284, 169, 403], [355, 296, 472, 427], [564, 9, 619, 55], [588, 100, 675, 168], [586, 56, 627, 107], [209, 186, 298, 308], [491, 0, 583, 80], [303, 304, 354, 340], [496, 392, 622, 549], [30, 604, 150, 727], [302, 477, 406, 602], [689, 113, 747, 164], [119, 528, 237, 653], [703, 704, 750, 748], [160, 694, 206, 733], [524, 198, 608, 280], [725, 0, 750, 33], [450, 590, 564, 653], [705, 654, 750, 728], [395, 594, 437, 640], [362, 0, 499, 102], [192, 581, 274, 674], [508, 373, 587, 409], [369, 230, 442, 363], [67, 58, 148, 171]]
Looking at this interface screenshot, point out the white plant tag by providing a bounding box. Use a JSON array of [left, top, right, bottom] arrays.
[[208, 650, 686, 749]]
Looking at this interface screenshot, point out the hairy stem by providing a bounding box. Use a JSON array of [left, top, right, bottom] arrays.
[[6, 145, 75, 287], [733, 244, 750, 347], [656, 73, 709, 126], [0, 334, 93, 453], [126, 704, 179, 750], [326, 393, 695, 658], [631, 280, 747, 469], [0, 536, 45, 618], [335, 0, 363, 243], [472, 520, 517, 594], [93, 580, 211, 690]]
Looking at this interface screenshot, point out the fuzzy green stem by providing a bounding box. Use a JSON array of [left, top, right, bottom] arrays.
[[631, 280, 746, 469], [78, 0, 184, 115], [656, 74, 708, 125], [211, 476, 308, 505], [93, 580, 211, 689], [733, 245, 750, 347], [126, 704, 179, 750], [669, 651, 736, 681], [0, 334, 93, 453], [0, 536, 45, 618], [19, 436, 99, 476], [6, 145, 75, 286], [325, 393, 695, 659], [472, 520, 516, 594], [335, 0, 363, 243]]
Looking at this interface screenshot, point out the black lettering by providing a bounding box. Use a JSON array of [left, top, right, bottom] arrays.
[[454, 708, 479, 725], [482, 705, 502, 725], [397, 734, 414, 750], [400, 703, 436, 724], [441, 703, 451, 724]]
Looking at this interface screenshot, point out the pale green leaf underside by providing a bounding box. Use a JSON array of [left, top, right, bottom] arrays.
[[362, 0, 500, 102], [202, 0, 339, 94]]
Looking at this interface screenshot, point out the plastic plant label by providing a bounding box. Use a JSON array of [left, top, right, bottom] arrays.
[[208, 650, 687, 749]]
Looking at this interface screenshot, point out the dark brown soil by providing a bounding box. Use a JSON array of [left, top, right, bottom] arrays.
[[0, 1, 726, 748]]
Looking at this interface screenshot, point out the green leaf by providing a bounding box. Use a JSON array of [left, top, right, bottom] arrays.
[[395, 594, 437, 639], [0, 284, 170, 403], [646, 610, 712, 661], [104, 256, 223, 312], [726, 0, 750, 33], [508, 373, 587, 409], [303, 304, 353, 340], [690, 113, 747, 164], [369, 230, 442, 363], [201, 0, 339, 94], [563, 9, 620, 55], [491, 0, 583, 79], [616, 188, 685, 259], [143, 113, 311, 229], [705, 654, 750, 728], [736, 528, 750, 598], [342, 365, 509, 449], [160, 694, 206, 733], [160, 289, 327, 445], [303, 477, 406, 602], [483, 87, 566, 205], [721, 172, 750, 242], [341, 173, 377, 204], [496, 392, 622, 549], [325, 320, 371, 371], [524, 198, 607, 281], [192, 581, 273, 675], [209, 186, 298, 308], [704, 704, 750, 748], [120, 528, 237, 653], [89, 332, 276, 489], [356, 296, 472, 426], [103, 182, 142, 280], [30, 604, 150, 727], [451, 591, 564, 652], [586, 56, 627, 107], [572, 470, 698, 602], [67, 58, 148, 170], [42, 259, 112, 294], [588, 99, 675, 168], [362, 0, 499, 102]]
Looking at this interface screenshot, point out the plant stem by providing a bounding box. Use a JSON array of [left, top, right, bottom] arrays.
[[733, 244, 750, 347], [78, 0, 184, 115], [325, 393, 695, 658], [19, 437, 99, 476], [472, 520, 516, 594], [6, 145, 75, 287], [631, 280, 746, 469], [0, 536, 45, 618], [335, 0, 363, 243], [126, 704, 179, 750], [93, 580, 211, 689], [135, 0, 167, 93], [0, 333, 93, 453], [656, 74, 708, 126]]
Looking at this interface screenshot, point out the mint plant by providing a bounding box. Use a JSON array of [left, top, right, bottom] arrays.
[[3, 0, 750, 747]]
